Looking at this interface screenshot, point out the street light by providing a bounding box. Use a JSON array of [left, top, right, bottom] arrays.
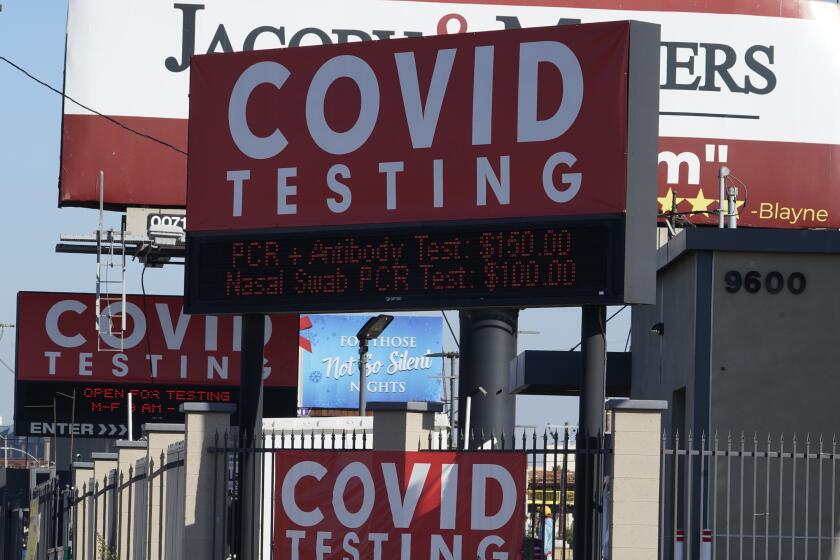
[[356, 315, 394, 417]]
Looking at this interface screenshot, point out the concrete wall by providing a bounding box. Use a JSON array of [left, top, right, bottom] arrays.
[[631, 252, 698, 434], [607, 401, 667, 560], [115, 440, 147, 560], [91, 453, 118, 559], [143, 424, 184, 560], [710, 251, 840, 435], [71, 462, 94, 560], [182, 404, 234, 559]]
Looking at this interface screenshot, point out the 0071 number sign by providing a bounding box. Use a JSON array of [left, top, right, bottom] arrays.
[[185, 218, 623, 314]]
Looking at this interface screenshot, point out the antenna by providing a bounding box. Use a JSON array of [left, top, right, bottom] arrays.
[[94, 171, 128, 352], [718, 166, 730, 228]]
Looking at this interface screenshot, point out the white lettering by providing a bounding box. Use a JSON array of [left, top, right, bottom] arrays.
[[156, 303, 190, 350], [333, 462, 375, 528], [342, 532, 360, 560], [44, 351, 61, 375], [471, 464, 517, 530], [100, 302, 145, 350], [277, 167, 298, 215], [282, 462, 327, 526], [285, 530, 306, 560], [45, 300, 86, 348], [476, 156, 510, 206], [542, 151, 581, 203], [111, 353, 128, 377], [517, 41, 583, 142], [306, 55, 379, 155], [395, 48, 455, 148], [477, 535, 508, 560], [145, 354, 162, 378], [431, 534, 462, 560], [379, 161, 404, 210], [204, 315, 218, 351], [229, 61, 289, 159], [433, 159, 444, 208], [381, 462, 430, 528], [78, 353, 93, 376], [472, 46, 494, 145], [207, 356, 229, 380], [440, 463, 458, 530], [327, 164, 352, 213], [316, 531, 332, 560], [227, 170, 250, 217]]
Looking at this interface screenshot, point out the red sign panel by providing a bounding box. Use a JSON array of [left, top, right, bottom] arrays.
[[187, 22, 631, 232], [274, 450, 526, 559], [15, 292, 298, 387]]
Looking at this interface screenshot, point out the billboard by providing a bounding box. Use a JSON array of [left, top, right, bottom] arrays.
[[62, 0, 840, 229], [184, 21, 658, 313], [14, 292, 299, 436], [299, 315, 443, 408], [274, 450, 526, 558]]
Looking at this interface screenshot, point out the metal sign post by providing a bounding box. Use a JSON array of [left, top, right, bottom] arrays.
[[238, 314, 265, 560], [575, 305, 607, 560]]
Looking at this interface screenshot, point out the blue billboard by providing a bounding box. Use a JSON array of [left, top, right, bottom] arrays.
[[299, 314, 443, 409]]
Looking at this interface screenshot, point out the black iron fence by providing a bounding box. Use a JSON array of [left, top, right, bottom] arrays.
[[27, 425, 611, 560], [660, 431, 840, 560], [28, 441, 186, 560]]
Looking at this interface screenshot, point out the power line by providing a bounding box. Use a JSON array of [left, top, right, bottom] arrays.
[[568, 305, 628, 351], [441, 311, 460, 351], [0, 55, 188, 156], [0, 326, 12, 374]]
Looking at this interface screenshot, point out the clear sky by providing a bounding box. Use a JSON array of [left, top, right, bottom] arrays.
[[0, 0, 632, 430]]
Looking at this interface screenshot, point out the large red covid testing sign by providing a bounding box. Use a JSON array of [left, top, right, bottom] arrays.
[[185, 21, 659, 312]]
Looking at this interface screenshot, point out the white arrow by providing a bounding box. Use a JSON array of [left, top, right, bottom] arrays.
[[118, 425, 127, 437], [109, 424, 118, 436], [98, 424, 107, 436]]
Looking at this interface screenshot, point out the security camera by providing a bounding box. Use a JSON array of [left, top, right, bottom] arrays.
[[148, 224, 185, 246]]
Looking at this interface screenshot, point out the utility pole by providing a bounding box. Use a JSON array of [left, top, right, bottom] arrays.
[[425, 351, 459, 435]]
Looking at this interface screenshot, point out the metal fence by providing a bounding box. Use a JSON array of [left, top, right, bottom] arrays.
[[27, 425, 612, 560], [28, 442, 187, 560], [660, 431, 840, 560], [208, 426, 609, 560]]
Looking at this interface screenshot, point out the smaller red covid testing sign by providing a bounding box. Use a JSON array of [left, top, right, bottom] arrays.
[[275, 450, 526, 559]]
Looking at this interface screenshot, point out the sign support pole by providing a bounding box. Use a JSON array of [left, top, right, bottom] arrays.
[[358, 342, 368, 417], [457, 310, 518, 447], [238, 314, 265, 560], [575, 305, 607, 560]]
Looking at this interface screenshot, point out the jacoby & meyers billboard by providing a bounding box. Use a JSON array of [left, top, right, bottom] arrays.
[[61, 0, 840, 228]]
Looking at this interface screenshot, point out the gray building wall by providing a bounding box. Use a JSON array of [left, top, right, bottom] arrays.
[[710, 251, 840, 436], [631, 230, 840, 560], [632, 242, 840, 437], [631, 252, 698, 435]]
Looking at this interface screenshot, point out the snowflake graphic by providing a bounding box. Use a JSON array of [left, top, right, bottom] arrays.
[[309, 370, 322, 383]]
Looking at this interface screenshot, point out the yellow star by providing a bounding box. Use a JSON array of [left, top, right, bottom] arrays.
[[657, 187, 683, 213], [684, 188, 716, 215]]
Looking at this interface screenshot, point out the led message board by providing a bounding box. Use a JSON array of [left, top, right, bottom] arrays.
[[16, 381, 296, 437], [185, 22, 659, 313], [187, 218, 621, 313]]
